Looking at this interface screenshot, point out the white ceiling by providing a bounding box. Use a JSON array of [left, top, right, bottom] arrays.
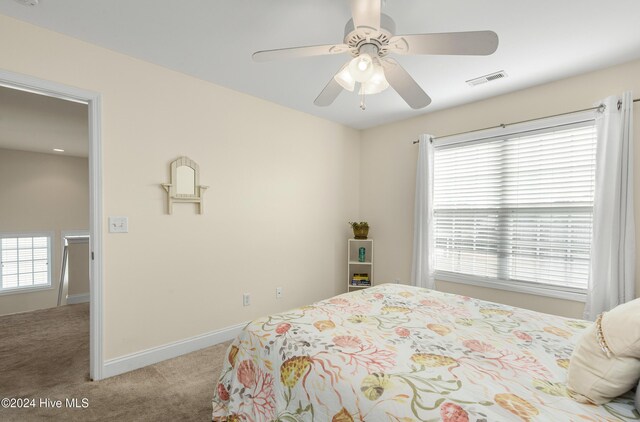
[[1, 0, 640, 129], [0, 85, 88, 157]]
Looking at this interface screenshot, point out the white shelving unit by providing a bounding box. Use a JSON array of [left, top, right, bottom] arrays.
[[347, 239, 373, 291]]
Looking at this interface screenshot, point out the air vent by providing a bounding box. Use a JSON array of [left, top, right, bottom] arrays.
[[466, 70, 507, 86]]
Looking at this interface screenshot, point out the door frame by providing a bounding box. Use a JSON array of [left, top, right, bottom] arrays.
[[0, 69, 104, 380]]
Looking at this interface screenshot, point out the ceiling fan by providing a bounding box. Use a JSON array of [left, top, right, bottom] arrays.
[[252, 0, 498, 110]]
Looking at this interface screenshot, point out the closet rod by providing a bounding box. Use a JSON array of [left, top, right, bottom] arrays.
[[412, 97, 640, 144]]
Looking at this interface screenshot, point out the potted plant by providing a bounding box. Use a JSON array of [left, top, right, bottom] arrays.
[[349, 221, 369, 239]]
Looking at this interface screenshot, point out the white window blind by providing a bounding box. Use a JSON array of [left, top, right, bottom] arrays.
[[0, 234, 51, 293], [433, 120, 597, 297]]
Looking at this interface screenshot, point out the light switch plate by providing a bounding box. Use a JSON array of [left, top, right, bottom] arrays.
[[109, 216, 128, 233]]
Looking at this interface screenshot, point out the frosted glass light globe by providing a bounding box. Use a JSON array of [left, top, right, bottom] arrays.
[[348, 54, 374, 83], [359, 64, 389, 95], [334, 63, 355, 91]]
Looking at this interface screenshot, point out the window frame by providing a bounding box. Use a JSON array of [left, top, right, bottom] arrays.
[[432, 111, 598, 302], [0, 231, 54, 296]]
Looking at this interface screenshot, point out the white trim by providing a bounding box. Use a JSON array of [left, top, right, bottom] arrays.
[[103, 322, 247, 379], [88, 90, 104, 380], [62, 230, 90, 241], [0, 285, 55, 296], [67, 237, 89, 244], [0, 230, 55, 237], [436, 271, 587, 302], [0, 69, 104, 381], [66, 293, 90, 304]]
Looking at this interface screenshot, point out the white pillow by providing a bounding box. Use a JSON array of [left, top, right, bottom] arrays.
[[600, 298, 640, 356], [567, 298, 640, 404]]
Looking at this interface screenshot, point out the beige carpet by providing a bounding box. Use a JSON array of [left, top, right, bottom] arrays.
[[0, 303, 230, 421]]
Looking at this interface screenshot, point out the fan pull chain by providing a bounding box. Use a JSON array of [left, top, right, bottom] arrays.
[[360, 92, 366, 110]]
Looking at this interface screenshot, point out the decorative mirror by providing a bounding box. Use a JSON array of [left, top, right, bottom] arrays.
[[161, 156, 208, 214]]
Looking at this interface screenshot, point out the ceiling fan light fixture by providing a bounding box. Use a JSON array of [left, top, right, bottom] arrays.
[[358, 63, 389, 95], [334, 64, 356, 92], [348, 53, 374, 83], [254, 2, 498, 110]]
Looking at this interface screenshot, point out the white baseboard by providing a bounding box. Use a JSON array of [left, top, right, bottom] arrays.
[[66, 293, 90, 304], [102, 321, 247, 379]]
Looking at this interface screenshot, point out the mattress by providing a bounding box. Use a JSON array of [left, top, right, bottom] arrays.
[[212, 283, 637, 421]]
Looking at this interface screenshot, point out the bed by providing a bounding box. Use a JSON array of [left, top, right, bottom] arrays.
[[212, 283, 638, 421]]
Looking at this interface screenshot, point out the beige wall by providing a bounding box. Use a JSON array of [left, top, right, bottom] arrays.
[[361, 58, 640, 318], [0, 15, 361, 360], [0, 148, 89, 315]]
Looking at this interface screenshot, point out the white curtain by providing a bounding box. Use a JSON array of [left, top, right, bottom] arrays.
[[411, 134, 435, 289], [584, 92, 635, 320]]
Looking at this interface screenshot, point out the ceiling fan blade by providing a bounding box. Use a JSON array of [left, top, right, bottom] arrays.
[[252, 44, 349, 62], [382, 58, 431, 109], [314, 73, 344, 107], [350, 0, 380, 32], [389, 31, 499, 56]]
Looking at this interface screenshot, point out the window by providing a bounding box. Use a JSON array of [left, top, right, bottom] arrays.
[[0, 234, 52, 293], [433, 117, 597, 300]]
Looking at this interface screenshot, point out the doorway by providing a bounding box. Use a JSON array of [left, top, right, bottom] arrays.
[[0, 69, 103, 380]]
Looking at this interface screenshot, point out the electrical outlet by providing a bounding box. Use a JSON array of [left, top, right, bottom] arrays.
[[276, 287, 283, 299], [243, 293, 250, 306], [393, 278, 400, 284]]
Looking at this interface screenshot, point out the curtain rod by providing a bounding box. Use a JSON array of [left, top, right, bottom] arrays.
[[412, 98, 640, 144]]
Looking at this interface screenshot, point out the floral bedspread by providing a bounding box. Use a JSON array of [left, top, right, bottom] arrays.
[[212, 284, 638, 421]]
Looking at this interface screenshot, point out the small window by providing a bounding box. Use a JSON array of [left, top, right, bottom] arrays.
[[432, 117, 597, 301], [0, 234, 52, 293]]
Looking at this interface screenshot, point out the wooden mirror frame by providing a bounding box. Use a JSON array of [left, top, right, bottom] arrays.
[[161, 156, 208, 214]]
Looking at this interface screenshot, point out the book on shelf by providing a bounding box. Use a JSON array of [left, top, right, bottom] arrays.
[[350, 273, 371, 286]]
